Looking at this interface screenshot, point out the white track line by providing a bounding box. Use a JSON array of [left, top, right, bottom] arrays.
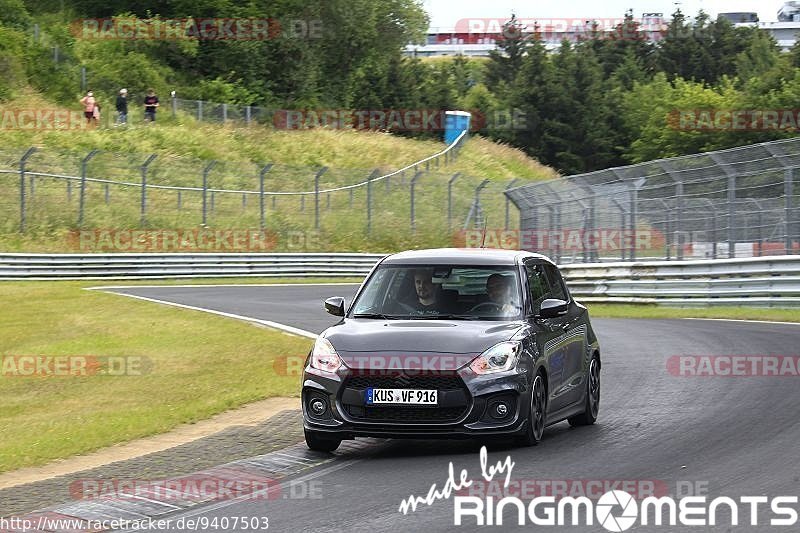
[[91, 290, 318, 339]]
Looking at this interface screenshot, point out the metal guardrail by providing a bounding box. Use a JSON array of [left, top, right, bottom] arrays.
[[1, 253, 799, 307], [561, 256, 800, 307], [0, 253, 384, 280]]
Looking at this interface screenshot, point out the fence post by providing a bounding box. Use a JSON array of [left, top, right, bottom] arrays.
[[786, 168, 794, 255], [245, 105, 252, 125], [140, 154, 157, 227], [259, 164, 273, 230], [78, 149, 100, 227], [18, 147, 36, 233], [314, 167, 328, 230], [222, 103, 228, 123], [504, 178, 519, 230], [366, 169, 379, 236], [202, 161, 216, 225], [610, 198, 628, 261], [727, 174, 736, 258], [80, 66, 86, 90], [104, 183, 110, 204], [628, 178, 646, 261], [410, 171, 424, 233], [177, 190, 182, 210], [447, 173, 461, 230], [197, 100, 203, 122]]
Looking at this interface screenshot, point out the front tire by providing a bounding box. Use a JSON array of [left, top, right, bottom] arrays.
[[569, 355, 600, 427], [518, 373, 547, 446], [304, 429, 342, 452]]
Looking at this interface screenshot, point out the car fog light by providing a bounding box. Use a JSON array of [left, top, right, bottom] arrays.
[[310, 398, 327, 416], [495, 402, 509, 417]]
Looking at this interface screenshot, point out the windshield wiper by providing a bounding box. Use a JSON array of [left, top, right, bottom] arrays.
[[352, 313, 401, 319]]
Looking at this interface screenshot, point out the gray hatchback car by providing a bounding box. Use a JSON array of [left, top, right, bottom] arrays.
[[302, 248, 601, 451]]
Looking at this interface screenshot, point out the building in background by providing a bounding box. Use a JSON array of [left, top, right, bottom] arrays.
[[406, 4, 800, 57]]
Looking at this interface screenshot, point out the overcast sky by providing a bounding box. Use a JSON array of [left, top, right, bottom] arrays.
[[422, 0, 781, 29]]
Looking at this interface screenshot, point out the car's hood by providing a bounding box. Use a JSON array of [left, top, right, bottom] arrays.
[[324, 318, 523, 370]]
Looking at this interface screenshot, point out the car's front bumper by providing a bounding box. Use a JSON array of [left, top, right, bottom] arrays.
[[301, 365, 532, 440]]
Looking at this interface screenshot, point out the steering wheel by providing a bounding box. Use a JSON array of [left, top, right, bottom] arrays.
[[468, 301, 503, 313]]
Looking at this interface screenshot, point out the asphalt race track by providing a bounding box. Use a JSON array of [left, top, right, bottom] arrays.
[[98, 284, 800, 532]]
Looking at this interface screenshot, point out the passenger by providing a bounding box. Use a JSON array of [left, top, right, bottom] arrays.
[[485, 273, 518, 315]]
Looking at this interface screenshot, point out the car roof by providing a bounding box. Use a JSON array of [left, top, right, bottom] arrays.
[[379, 248, 554, 266]]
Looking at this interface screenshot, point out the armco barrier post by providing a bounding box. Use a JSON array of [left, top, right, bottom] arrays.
[[19, 147, 36, 233], [202, 161, 216, 225], [447, 173, 460, 230], [259, 164, 273, 230], [140, 154, 157, 227], [78, 149, 100, 227]]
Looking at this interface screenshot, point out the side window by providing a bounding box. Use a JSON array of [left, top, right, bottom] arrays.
[[543, 264, 568, 301], [525, 262, 549, 312]]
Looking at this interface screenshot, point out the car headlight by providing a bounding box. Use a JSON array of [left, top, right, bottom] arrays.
[[310, 337, 343, 373], [469, 341, 521, 375]]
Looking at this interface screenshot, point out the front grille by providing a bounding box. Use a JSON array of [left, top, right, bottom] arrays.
[[344, 372, 463, 390], [342, 371, 468, 423], [347, 405, 468, 422]]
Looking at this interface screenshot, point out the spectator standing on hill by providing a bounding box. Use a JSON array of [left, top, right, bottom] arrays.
[[79, 90, 96, 126], [92, 102, 101, 126], [143, 89, 159, 122], [116, 88, 128, 125]]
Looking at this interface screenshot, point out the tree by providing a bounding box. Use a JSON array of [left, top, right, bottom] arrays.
[[485, 14, 528, 98]]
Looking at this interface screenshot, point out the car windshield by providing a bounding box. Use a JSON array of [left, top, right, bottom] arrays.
[[350, 265, 523, 320]]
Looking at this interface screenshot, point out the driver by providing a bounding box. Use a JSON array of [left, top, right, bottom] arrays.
[[411, 269, 440, 314], [485, 273, 518, 315]]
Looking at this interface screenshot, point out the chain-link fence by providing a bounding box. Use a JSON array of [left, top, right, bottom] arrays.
[[0, 132, 532, 252], [506, 137, 800, 264]]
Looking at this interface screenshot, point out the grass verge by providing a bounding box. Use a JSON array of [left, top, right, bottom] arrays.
[[0, 281, 311, 473]]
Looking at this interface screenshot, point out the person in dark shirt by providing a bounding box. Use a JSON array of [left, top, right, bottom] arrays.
[[411, 269, 439, 314], [143, 88, 159, 122], [115, 88, 128, 125]]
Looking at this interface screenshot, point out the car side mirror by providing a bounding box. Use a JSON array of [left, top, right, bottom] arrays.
[[324, 296, 345, 317], [536, 298, 569, 319]]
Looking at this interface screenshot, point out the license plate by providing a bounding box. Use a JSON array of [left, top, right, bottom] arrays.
[[365, 388, 438, 405]]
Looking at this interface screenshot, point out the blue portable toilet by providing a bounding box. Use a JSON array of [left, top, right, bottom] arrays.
[[444, 110, 471, 145]]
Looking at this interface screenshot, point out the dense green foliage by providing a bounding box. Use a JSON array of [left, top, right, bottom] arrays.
[[2, 3, 800, 174]]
